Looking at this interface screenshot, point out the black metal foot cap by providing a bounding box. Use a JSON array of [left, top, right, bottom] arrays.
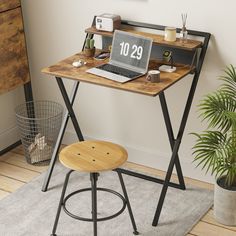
[[133, 231, 139, 235], [51, 234, 57, 236]]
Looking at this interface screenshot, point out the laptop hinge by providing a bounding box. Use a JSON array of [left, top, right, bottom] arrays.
[[110, 61, 146, 74]]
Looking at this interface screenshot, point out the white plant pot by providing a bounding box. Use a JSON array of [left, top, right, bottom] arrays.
[[214, 176, 236, 226]]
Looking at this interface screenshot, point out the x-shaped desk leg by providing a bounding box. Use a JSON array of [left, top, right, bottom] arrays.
[[42, 77, 84, 192], [159, 92, 186, 190], [152, 71, 201, 226], [151, 92, 185, 226]]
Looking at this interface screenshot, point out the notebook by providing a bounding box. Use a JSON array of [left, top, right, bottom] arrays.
[[86, 30, 153, 83]]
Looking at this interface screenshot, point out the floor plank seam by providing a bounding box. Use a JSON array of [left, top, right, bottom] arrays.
[[0, 174, 26, 184], [1, 161, 42, 174], [201, 219, 236, 232], [0, 188, 11, 193]]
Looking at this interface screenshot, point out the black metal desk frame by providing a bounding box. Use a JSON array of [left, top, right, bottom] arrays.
[[41, 19, 211, 227]]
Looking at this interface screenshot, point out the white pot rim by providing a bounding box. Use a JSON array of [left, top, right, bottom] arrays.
[[216, 175, 236, 193]]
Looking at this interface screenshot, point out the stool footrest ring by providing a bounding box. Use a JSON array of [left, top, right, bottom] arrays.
[[63, 187, 127, 222]]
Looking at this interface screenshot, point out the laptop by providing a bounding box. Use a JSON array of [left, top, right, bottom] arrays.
[[86, 30, 153, 83]]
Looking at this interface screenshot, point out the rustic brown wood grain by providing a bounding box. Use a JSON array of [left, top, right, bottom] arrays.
[[0, 0, 20, 13], [0, 7, 30, 95], [85, 26, 202, 51], [42, 50, 194, 97]]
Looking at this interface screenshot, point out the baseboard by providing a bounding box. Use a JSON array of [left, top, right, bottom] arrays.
[[0, 140, 21, 156], [0, 126, 21, 152], [62, 130, 214, 184]]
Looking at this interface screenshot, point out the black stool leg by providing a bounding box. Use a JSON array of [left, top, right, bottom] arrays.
[[51, 170, 74, 236], [117, 171, 139, 235], [90, 173, 98, 236]]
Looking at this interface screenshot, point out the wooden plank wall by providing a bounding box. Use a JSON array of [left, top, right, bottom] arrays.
[[0, 0, 30, 95], [0, 0, 20, 12]]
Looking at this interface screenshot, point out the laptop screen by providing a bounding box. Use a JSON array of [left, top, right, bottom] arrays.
[[110, 30, 153, 72]]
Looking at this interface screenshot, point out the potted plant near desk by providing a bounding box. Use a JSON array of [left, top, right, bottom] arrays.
[[192, 65, 236, 226]]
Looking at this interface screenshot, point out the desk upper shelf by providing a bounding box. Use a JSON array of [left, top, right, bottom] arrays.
[[85, 27, 202, 51]]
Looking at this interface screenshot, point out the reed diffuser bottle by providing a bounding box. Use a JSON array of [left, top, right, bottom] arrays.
[[180, 13, 188, 43]]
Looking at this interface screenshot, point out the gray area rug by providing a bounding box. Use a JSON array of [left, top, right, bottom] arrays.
[[0, 163, 213, 236]]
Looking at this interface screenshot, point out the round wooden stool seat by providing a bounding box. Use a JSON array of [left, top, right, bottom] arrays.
[[59, 140, 128, 172]]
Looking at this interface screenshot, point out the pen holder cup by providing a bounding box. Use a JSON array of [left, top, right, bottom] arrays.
[[84, 47, 96, 57]]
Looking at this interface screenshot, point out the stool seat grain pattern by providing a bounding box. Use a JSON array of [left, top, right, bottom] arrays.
[[59, 140, 128, 172]]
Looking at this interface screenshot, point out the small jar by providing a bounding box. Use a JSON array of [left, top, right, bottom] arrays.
[[164, 27, 176, 42], [180, 26, 188, 43]]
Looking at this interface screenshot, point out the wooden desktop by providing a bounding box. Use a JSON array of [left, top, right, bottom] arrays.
[[42, 50, 194, 97]]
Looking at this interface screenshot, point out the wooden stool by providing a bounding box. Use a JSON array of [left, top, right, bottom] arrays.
[[51, 140, 139, 236]]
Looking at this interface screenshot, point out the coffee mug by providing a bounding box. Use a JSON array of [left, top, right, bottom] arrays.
[[146, 70, 160, 83]]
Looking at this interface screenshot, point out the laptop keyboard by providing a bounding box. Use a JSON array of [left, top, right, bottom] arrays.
[[97, 64, 143, 78]]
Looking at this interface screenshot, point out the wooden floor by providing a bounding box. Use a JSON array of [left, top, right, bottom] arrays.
[[0, 145, 236, 236]]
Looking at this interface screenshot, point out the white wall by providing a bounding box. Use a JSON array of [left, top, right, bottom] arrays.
[[20, 0, 236, 183], [0, 87, 25, 151]]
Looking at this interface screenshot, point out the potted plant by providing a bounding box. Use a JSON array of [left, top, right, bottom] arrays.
[[192, 65, 236, 226], [84, 35, 95, 57]]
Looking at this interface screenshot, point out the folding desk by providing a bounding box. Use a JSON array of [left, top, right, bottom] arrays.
[[41, 20, 210, 227]]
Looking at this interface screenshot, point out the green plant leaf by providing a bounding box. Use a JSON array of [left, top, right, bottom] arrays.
[[199, 91, 236, 133], [192, 65, 236, 187]]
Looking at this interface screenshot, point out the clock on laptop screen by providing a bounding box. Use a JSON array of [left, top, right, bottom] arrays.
[[110, 30, 153, 71]]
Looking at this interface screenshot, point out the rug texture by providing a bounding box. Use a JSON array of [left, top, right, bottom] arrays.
[[0, 163, 213, 236]]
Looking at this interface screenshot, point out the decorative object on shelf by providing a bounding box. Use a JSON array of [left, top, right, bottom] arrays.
[[146, 70, 160, 83], [159, 50, 176, 73], [180, 13, 188, 43], [191, 65, 236, 226], [96, 13, 121, 32], [84, 35, 95, 57], [164, 27, 176, 42]]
